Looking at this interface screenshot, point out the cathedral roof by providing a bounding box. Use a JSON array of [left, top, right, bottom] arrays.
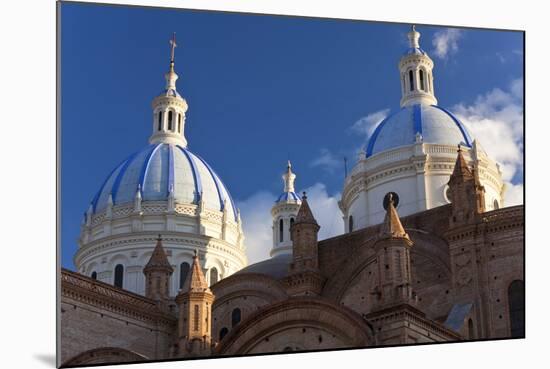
[[180, 252, 210, 293], [143, 235, 173, 273], [89, 143, 238, 220], [236, 253, 292, 280], [366, 104, 473, 157]]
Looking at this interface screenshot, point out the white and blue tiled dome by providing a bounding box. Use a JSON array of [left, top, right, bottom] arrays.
[[90, 143, 238, 220], [276, 191, 301, 204], [366, 104, 473, 157]]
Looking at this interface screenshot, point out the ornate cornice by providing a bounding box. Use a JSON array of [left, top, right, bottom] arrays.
[[61, 269, 176, 328], [74, 233, 247, 270]]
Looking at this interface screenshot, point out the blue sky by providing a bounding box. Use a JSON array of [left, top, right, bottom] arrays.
[[60, 2, 524, 268]]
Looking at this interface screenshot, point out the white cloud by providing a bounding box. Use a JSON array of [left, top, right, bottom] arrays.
[[237, 183, 344, 265], [310, 148, 340, 173], [451, 78, 524, 205], [432, 28, 462, 59], [236, 191, 276, 265], [503, 183, 524, 207], [350, 108, 390, 139], [301, 183, 344, 241]]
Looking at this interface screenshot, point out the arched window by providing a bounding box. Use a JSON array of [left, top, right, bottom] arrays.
[[283, 346, 294, 352], [409, 70, 414, 91], [231, 308, 241, 327], [219, 327, 228, 341], [468, 318, 475, 339], [508, 280, 525, 338], [419, 69, 425, 91], [289, 218, 295, 238], [193, 304, 199, 331], [348, 215, 354, 233], [179, 262, 190, 289], [168, 111, 173, 131], [494, 199, 500, 210], [157, 112, 162, 131], [279, 219, 284, 243], [210, 267, 218, 285], [178, 114, 182, 133], [114, 264, 124, 288], [91, 271, 97, 280]]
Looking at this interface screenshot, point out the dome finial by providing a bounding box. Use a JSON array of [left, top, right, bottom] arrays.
[[407, 24, 421, 49], [165, 33, 179, 91], [282, 160, 296, 193]]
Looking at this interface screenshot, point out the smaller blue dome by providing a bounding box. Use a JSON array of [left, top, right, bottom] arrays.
[[403, 47, 427, 56], [276, 191, 301, 204], [366, 104, 473, 157]]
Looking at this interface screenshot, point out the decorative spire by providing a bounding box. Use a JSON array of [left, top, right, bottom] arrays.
[[379, 193, 410, 240], [295, 192, 318, 225], [144, 235, 174, 273], [134, 184, 143, 213], [450, 145, 473, 180], [283, 160, 296, 193], [106, 193, 113, 218], [180, 251, 210, 293]]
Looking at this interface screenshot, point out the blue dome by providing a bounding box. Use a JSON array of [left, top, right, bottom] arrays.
[[403, 47, 427, 56], [90, 143, 238, 220], [275, 191, 301, 203], [366, 104, 473, 157]]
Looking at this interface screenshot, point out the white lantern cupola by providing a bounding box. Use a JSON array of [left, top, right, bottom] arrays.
[[399, 25, 437, 108], [149, 33, 189, 146], [270, 161, 302, 258]]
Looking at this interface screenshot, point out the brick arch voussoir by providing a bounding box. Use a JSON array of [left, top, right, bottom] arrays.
[[61, 347, 149, 367]]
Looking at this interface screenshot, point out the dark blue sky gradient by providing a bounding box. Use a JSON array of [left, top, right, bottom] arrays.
[[61, 3, 523, 269]]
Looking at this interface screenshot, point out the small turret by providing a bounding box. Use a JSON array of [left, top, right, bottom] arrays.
[[372, 195, 415, 307], [143, 235, 174, 301], [175, 251, 214, 357], [284, 192, 324, 296], [447, 145, 486, 226]]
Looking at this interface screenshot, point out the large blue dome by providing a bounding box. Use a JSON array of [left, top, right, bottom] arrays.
[[366, 104, 473, 157], [90, 143, 238, 220]]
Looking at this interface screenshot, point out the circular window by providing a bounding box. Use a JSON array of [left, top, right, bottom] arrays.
[[383, 192, 399, 210]]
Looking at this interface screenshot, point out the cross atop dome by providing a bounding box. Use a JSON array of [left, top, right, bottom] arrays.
[[169, 32, 177, 64]]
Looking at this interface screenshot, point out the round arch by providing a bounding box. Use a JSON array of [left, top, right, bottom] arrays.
[[216, 298, 373, 355], [322, 229, 451, 302], [62, 347, 149, 366]]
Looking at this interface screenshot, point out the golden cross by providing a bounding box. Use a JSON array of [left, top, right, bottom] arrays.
[[169, 32, 177, 63]]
